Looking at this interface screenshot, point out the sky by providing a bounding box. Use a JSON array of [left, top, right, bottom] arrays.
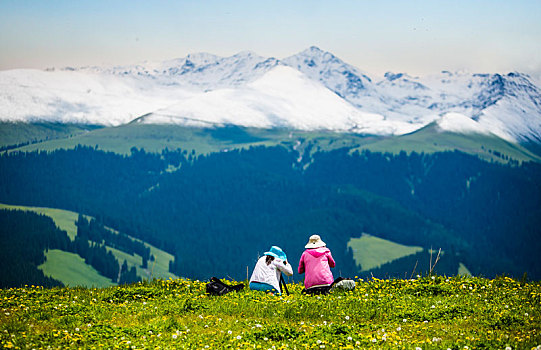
[[1, 0, 540, 78]]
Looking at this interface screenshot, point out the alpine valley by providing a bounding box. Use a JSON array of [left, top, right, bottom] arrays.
[[1, 47, 540, 287]]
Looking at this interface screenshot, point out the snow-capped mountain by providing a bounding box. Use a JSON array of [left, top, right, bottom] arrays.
[[77, 51, 280, 90], [282, 46, 374, 99], [1, 47, 540, 143]]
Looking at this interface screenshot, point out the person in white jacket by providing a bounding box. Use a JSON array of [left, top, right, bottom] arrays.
[[249, 246, 293, 295]]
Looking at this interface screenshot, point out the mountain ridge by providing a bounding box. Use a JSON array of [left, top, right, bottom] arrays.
[[1, 46, 540, 144]]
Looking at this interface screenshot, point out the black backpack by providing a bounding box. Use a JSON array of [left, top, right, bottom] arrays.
[[206, 277, 244, 296]]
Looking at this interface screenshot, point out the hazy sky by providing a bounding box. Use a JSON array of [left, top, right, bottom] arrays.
[[1, 0, 540, 77]]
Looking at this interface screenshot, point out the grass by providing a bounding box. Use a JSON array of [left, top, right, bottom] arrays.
[[106, 247, 177, 282], [0, 275, 539, 349], [355, 123, 541, 164], [145, 245, 177, 281], [9, 122, 539, 166], [0, 122, 102, 149], [0, 202, 177, 285], [458, 263, 472, 276], [8, 123, 369, 157], [10, 124, 291, 155], [0, 203, 79, 240], [347, 233, 423, 271], [37, 249, 115, 288]]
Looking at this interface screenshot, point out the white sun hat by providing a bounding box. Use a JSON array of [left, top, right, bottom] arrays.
[[305, 234, 326, 249]]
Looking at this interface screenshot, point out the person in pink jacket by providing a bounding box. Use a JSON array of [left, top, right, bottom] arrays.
[[298, 234, 336, 294]]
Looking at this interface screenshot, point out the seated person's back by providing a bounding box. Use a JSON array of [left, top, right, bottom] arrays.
[[298, 235, 335, 290]]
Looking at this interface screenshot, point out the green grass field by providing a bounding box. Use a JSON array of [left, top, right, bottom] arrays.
[[347, 233, 424, 271], [145, 244, 177, 281], [11, 124, 288, 155], [9, 123, 368, 156], [106, 246, 177, 282], [0, 122, 102, 149], [8, 123, 540, 164], [0, 203, 79, 240], [37, 249, 115, 288], [355, 123, 541, 164], [1, 276, 539, 349], [1, 203, 177, 285], [458, 262, 472, 276]]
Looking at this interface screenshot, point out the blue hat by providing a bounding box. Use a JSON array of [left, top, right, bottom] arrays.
[[264, 246, 287, 261]]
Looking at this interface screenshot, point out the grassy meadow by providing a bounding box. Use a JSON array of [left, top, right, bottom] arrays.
[[0, 203, 177, 287], [0, 276, 539, 349], [38, 250, 115, 288], [0, 204, 80, 241], [7, 122, 538, 164], [352, 123, 541, 164], [347, 234, 423, 271]]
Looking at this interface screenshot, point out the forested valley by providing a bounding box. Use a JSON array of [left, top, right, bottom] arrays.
[[1, 145, 540, 282]]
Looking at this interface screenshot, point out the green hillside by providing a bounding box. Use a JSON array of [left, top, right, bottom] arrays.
[[347, 233, 423, 271], [9, 123, 369, 156], [106, 246, 176, 281], [0, 203, 80, 240], [356, 122, 541, 163], [0, 121, 102, 149], [38, 249, 115, 288], [8, 122, 540, 164], [0, 203, 177, 286]]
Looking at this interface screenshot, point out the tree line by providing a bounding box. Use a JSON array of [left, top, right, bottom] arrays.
[[0, 209, 142, 288], [1, 145, 540, 282]]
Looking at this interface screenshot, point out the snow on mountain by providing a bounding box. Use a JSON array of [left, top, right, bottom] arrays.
[[282, 46, 373, 99], [138, 65, 416, 134], [436, 112, 491, 135], [476, 73, 541, 142], [0, 68, 184, 125], [1, 47, 540, 143], [77, 51, 280, 90]]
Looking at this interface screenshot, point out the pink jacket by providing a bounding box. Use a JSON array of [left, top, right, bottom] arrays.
[[298, 247, 335, 289]]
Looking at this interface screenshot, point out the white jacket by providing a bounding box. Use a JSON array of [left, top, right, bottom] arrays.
[[249, 256, 293, 292]]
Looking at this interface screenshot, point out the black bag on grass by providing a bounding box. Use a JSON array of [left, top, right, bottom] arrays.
[[206, 277, 244, 296]]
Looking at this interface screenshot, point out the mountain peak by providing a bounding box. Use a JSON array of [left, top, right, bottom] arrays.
[[1, 48, 541, 144], [305, 46, 325, 54], [232, 50, 259, 58], [296, 46, 338, 62], [283, 47, 373, 100], [184, 52, 221, 64], [384, 72, 406, 81]]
